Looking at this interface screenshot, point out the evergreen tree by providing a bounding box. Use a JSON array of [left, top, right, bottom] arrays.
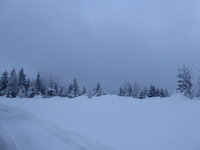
[[45, 77, 56, 98], [67, 84, 74, 98], [132, 83, 140, 98], [123, 83, 132, 97], [155, 88, 159, 97], [164, 89, 169, 97], [81, 86, 87, 95], [18, 68, 26, 89], [58, 87, 65, 97], [128, 86, 133, 97], [94, 83, 102, 97], [18, 68, 27, 97], [18, 86, 27, 98], [27, 83, 36, 98], [67, 79, 80, 98], [118, 87, 125, 96], [0, 71, 8, 96], [138, 87, 148, 99], [6, 68, 18, 98], [54, 82, 58, 96], [87, 90, 94, 98], [148, 85, 156, 97], [159, 89, 165, 98], [26, 78, 30, 92], [72, 78, 80, 97], [176, 65, 193, 97], [35, 73, 43, 95]]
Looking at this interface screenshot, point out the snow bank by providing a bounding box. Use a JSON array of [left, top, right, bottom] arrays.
[[0, 104, 113, 150]]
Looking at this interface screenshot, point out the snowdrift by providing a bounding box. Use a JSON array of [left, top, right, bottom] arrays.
[[0, 104, 113, 150], [1, 94, 200, 150]]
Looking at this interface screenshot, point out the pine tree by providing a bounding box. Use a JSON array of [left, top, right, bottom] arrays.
[[6, 68, 18, 98], [81, 86, 87, 95], [27, 83, 36, 98], [26, 78, 30, 92], [132, 83, 140, 98], [18, 68, 26, 89], [138, 87, 148, 99], [67, 79, 80, 98], [58, 87, 65, 97], [155, 88, 159, 97], [0, 71, 8, 96], [159, 89, 165, 98], [118, 87, 125, 96], [128, 86, 133, 97], [35, 73, 43, 95], [18, 68, 27, 97], [176, 65, 193, 97], [164, 89, 169, 97], [54, 82, 58, 96], [94, 83, 102, 97], [148, 85, 156, 97], [45, 77, 56, 98], [18, 86, 27, 98], [72, 78, 80, 97], [87, 90, 93, 98], [67, 84, 74, 98]]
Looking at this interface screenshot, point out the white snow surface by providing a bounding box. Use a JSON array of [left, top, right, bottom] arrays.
[[1, 94, 200, 150]]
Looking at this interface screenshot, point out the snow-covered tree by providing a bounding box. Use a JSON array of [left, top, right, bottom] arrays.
[[67, 84, 74, 98], [176, 65, 193, 97], [18, 87, 27, 98], [94, 83, 102, 97], [45, 77, 56, 98], [0, 71, 8, 96], [158, 89, 165, 97], [66, 79, 80, 98], [164, 89, 169, 97], [132, 83, 141, 98], [58, 86, 67, 97], [81, 86, 87, 96], [18, 68, 26, 89], [45, 87, 56, 98], [148, 85, 156, 97], [118, 87, 125, 96], [138, 87, 148, 99], [54, 82, 58, 96], [18, 68, 27, 97], [35, 73, 43, 95], [72, 78, 80, 97], [26, 78, 30, 92], [27, 83, 36, 98], [6, 68, 18, 98], [87, 90, 94, 98]]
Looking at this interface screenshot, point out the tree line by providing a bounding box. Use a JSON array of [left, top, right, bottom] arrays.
[[0, 65, 198, 99], [0, 68, 102, 98], [118, 83, 169, 99]]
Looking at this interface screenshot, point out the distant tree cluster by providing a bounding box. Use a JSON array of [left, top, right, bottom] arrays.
[[118, 82, 169, 99], [3, 65, 200, 100], [0, 68, 105, 98]]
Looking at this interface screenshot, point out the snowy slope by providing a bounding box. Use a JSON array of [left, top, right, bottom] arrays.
[[1, 95, 200, 150], [0, 104, 113, 150]]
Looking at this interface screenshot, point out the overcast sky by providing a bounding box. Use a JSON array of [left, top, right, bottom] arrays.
[[1, 0, 200, 91]]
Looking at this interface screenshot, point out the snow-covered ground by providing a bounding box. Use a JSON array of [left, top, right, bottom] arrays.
[[1, 94, 200, 150]]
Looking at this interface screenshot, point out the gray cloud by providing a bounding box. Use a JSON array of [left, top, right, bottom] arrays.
[[1, 0, 200, 91]]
